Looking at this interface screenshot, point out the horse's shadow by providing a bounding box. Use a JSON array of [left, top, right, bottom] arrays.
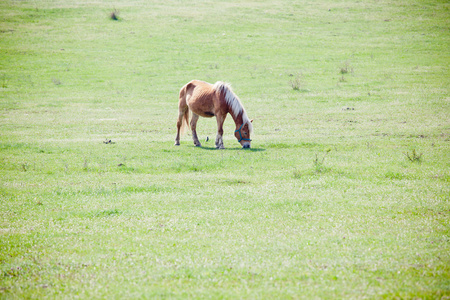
[[195, 146, 266, 152]]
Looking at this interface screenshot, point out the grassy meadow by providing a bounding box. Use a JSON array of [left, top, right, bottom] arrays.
[[1, 0, 449, 298]]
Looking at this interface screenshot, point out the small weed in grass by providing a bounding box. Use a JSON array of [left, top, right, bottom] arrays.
[[1, 74, 8, 88], [339, 61, 353, 83], [293, 169, 303, 178], [117, 163, 135, 173], [294, 148, 332, 177], [385, 171, 407, 180], [83, 158, 89, 171], [404, 149, 423, 163], [110, 9, 120, 21], [314, 148, 331, 173], [52, 78, 62, 85], [103, 139, 115, 144], [340, 60, 353, 74], [96, 209, 121, 217], [289, 73, 303, 90]]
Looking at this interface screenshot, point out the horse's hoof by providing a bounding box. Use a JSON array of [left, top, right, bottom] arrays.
[[174, 142, 180, 146], [195, 144, 202, 147]]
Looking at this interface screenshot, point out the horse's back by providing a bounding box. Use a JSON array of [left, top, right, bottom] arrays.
[[179, 80, 208, 103], [186, 80, 213, 93]]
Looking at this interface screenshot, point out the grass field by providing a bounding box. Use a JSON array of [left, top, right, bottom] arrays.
[[1, 0, 449, 298]]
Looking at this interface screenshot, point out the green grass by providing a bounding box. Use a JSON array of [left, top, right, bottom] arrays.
[[1, 0, 449, 298]]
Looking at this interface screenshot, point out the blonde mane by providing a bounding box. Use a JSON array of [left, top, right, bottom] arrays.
[[213, 81, 253, 133]]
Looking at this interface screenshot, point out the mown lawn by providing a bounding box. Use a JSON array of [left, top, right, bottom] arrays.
[[1, 0, 449, 298]]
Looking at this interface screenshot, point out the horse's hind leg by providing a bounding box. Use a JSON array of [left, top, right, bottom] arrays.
[[174, 109, 184, 146], [190, 113, 201, 147], [175, 86, 189, 146]]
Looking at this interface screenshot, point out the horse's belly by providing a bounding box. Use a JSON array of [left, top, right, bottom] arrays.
[[189, 106, 215, 117], [201, 111, 215, 117]]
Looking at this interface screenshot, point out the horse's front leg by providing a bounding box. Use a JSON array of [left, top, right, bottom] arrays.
[[215, 115, 226, 149], [190, 113, 201, 147]]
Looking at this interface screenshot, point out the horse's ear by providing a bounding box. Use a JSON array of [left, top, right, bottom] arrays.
[[250, 119, 253, 123]]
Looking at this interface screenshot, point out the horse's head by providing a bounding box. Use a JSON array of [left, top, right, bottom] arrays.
[[235, 120, 253, 148]]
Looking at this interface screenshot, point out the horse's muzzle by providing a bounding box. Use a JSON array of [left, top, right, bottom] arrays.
[[242, 144, 251, 149]]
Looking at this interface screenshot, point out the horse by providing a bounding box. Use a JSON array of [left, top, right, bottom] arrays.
[[175, 80, 253, 149]]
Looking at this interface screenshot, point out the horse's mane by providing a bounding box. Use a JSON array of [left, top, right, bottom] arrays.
[[213, 81, 253, 133]]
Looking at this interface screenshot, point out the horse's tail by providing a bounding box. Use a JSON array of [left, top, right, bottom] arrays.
[[178, 83, 191, 134], [181, 106, 190, 134]]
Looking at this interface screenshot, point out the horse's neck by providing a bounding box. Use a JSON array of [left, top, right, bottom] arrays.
[[220, 87, 244, 128], [229, 110, 244, 128]]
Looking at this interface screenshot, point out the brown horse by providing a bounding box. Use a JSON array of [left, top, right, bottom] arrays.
[[175, 80, 253, 149]]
